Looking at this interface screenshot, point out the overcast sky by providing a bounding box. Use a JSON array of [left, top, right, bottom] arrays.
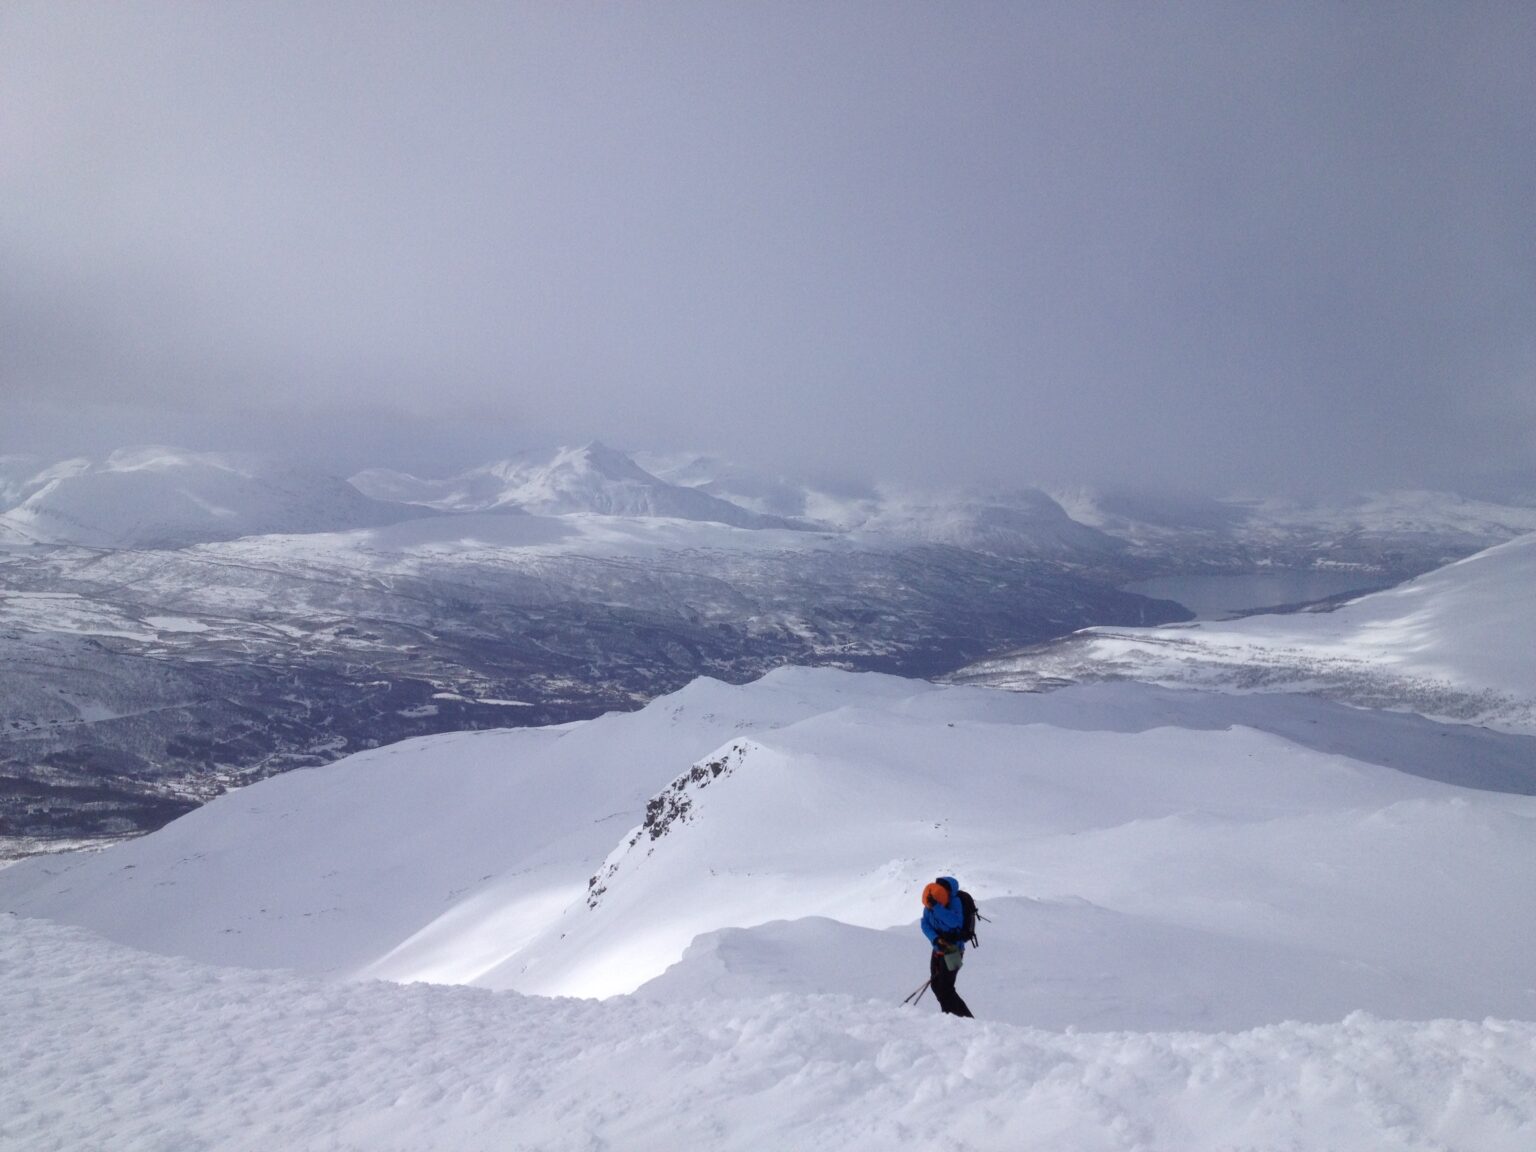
[[3, 3, 1533, 494]]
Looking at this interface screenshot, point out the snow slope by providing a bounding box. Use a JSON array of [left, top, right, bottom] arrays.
[[0, 448, 427, 548], [5, 669, 1534, 1030], [0, 672, 846, 975], [958, 533, 1536, 734], [6, 914, 1534, 1152]]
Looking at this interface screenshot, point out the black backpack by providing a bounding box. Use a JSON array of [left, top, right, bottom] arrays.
[[957, 889, 981, 947]]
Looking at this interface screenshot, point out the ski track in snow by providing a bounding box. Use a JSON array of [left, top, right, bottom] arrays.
[[5, 915, 1534, 1152]]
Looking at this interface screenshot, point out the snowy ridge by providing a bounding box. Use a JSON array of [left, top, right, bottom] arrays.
[[957, 532, 1536, 733], [6, 914, 1534, 1152], [585, 740, 755, 910], [0, 448, 426, 548]]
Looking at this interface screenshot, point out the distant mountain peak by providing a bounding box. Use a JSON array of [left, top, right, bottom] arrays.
[[538, 441, 654, 484], [0, 446, 429, 549], [353, 443, 801, 529]]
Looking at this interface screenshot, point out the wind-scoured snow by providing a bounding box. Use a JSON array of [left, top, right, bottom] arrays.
[[959, 532, 1536, 733], [6, 914, 1534, 1152], [0, 448, 428, 549]]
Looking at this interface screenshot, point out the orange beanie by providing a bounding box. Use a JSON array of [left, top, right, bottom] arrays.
[[922, 881, 950, 909]]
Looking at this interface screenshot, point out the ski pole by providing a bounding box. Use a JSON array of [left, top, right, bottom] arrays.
[[903, 979, 931, 1006]]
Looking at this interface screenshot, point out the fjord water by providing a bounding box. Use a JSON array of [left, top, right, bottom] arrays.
[[1123, 570, 1396, 620]]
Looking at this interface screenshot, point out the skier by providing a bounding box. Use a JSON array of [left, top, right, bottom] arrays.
[[920, 876, 974, 1018]]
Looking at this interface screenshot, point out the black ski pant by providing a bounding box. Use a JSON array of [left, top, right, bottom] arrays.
[[929, 950, 973, 1018]]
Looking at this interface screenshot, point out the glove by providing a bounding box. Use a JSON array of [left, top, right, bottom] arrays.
[[935, 939, 957, 954]]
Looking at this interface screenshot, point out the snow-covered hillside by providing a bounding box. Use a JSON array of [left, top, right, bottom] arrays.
[[0, 448, 426, 548], [6, 669, 1534, 1030], [844, 487, 1120, 559], [957, 533, 1536, 734], [352, 442, 799, 529]]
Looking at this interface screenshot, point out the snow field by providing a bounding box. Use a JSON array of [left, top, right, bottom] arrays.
[[6, 914, 1534, 1152]]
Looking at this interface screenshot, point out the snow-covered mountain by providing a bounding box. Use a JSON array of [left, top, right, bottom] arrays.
[[7, 526, 1536, 1148], [636, 450, 827, 519], [5, 666, 1534, 1026], [849, 486, 1124, 559], [0, 501, 1181, 856], [640, 453, 1125, 559], [0, 448, 428, 548], [5, 440, 1533, 860], [352, 442, 801, 529], [1056, 485, 1536, 573], [956, 532, 1536, 734], [648, 454, 1536, 571], [7, 442, 1531, 567]]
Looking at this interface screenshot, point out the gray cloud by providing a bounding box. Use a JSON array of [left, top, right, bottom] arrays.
[[3, 2, 1532, 493]]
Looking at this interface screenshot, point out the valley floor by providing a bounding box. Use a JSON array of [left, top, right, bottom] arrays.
[[5, 914, 1533, 1152]]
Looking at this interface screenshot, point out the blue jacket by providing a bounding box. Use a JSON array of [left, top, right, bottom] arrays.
[[921, 876, 967, 953]]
